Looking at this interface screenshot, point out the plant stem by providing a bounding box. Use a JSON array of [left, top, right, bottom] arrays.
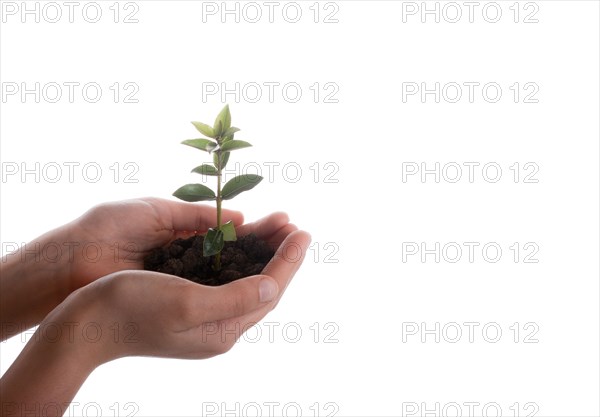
[[215, 150, 222, 271]]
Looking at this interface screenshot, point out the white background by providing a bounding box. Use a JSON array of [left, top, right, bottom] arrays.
[[1, 1, 599, 416]]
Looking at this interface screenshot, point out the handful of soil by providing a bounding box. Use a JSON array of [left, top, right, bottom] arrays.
[[143, 233, 275, 286]]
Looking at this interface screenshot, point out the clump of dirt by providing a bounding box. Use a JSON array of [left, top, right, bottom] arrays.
[[143, 233, 274, 286]]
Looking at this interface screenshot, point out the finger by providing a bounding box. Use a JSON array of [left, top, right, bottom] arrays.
[[221, 230, 309, 329], [266, 223, 299, 250], [201, 230, 310, 333], [149, 198, 244, 232], [185, 275, 279, 324], [172, 210, 282, 242], [262, 230, 311, 298], [236, 212, 290, 240], [220, 208, 244, 226]]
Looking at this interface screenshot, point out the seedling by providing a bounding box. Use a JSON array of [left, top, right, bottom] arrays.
[[173, 105, 262, 271]]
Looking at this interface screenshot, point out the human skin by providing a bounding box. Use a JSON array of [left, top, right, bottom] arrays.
[[0, 198, 310, 416]]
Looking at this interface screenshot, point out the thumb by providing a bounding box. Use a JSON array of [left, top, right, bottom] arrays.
[[194, 275, 279, 323]]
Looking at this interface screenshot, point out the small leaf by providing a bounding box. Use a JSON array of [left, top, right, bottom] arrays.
[[220, 140, 252, 152], [222, 174, 263, 200], [222, 152, 230, 168], [173, 184, 216, 202], [203, 228, 224, 257], [224, 127, 240, 137], [214, 105, 232, 134], [213, 151, 230, 169], [182, 139, 217, 153], [191, 122, 215, 138], [191, 164, 218, 176], [221, 220, 237, 242], [215, 120, 223, 142]]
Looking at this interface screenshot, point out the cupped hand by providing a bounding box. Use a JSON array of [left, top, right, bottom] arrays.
[[0, 227, 310, 411], [65, 197, 242, 289]]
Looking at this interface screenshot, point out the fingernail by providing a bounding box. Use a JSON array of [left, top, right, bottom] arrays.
[[259, 278, 278, 302]]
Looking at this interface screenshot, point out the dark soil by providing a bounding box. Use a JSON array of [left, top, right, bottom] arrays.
[[143, 233, 275, 286]]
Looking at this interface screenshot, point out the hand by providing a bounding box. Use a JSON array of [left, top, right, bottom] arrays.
[[0, 228, 311, 413], [64, 197, 244, 291], [63, 226, 310, 363], [74, 225, 309, 363]]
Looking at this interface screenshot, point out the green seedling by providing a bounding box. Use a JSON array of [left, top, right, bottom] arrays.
[[173, 105, 263, 271]]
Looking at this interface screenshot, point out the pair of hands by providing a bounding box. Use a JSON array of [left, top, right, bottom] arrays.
[[3, 197, 310, 365]]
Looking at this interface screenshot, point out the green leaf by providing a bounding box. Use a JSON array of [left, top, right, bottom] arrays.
[[173, 184, 216, 202], [181, 139, 217, 153], [220, 220, 237, 241], [213, 151, 230, 169], [220, 140, 252, 152], [214, 120, 223, 138], [192, 164, 218, 176], [224, 127, 240, 137], [191, 122, 215, 138], [222, 152, 230, 168], [203, 228, 224, 257], [214, 105, 232, 134], [222, 174, 263, 200]]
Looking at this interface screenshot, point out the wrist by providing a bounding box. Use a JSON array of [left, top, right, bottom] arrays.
[[53, 275, 136, 366], [1, 224, 73, 289], [0, 290, 100, 415], [28, 283, 114, 370]]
